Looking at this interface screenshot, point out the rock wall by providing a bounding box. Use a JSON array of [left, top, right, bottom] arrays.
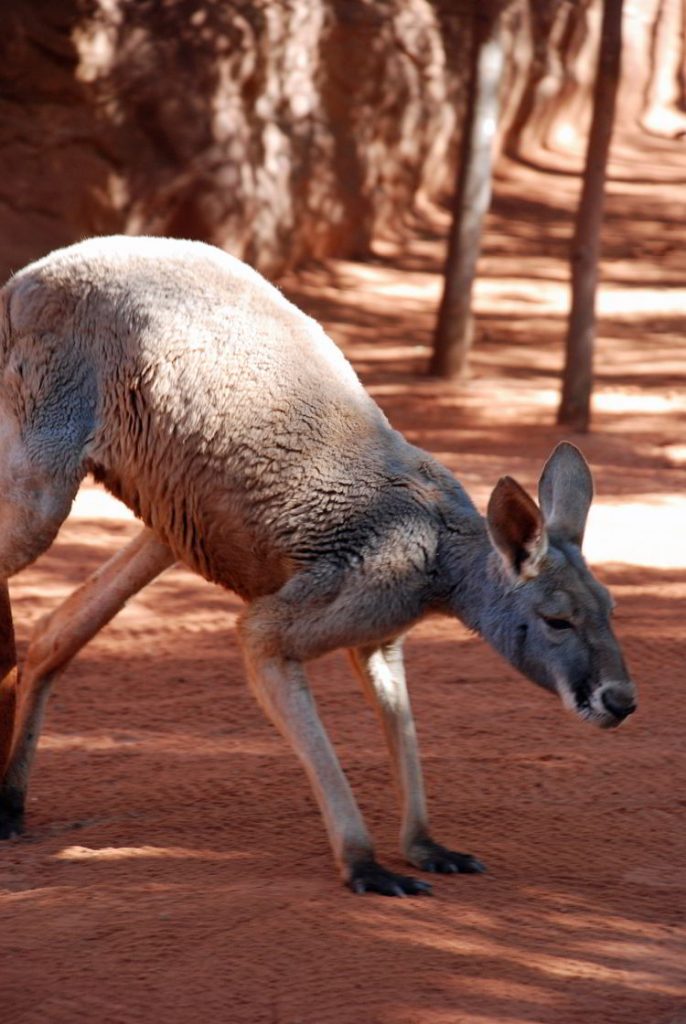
[[0, 0, 463, 281]]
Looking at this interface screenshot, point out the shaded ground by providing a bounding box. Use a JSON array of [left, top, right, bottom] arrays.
[[1, 152, 685, 1023]]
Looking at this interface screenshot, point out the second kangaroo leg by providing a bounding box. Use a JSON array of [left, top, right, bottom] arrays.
[[0, 580, 17, 778], [0, 527, 175, 838], [350, 640, 485, 874]]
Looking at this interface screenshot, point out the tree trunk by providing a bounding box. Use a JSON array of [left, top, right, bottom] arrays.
[[503, 0, 568, 161], [429, 3, 506, 380], [642, 0, 686, 135], [557, 0, 623, 431]]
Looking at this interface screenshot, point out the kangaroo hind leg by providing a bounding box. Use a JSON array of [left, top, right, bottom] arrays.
[[0, 581, 17, 786], [0, 527, 175, 838], [0, 409, 80, 817]]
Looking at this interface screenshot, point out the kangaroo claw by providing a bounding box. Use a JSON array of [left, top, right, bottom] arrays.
[[348, 858, 432, 897], [411, 838, 486, 875]]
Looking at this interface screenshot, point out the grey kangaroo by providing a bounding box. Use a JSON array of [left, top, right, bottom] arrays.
[[0, 236, 636, 895]]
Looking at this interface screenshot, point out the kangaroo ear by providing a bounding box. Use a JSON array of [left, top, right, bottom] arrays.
[[487, 476, 547, 579], [538, 442, 593, 547]]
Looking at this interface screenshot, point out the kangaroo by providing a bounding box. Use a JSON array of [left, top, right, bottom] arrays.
[[0, 236, 636, 895]]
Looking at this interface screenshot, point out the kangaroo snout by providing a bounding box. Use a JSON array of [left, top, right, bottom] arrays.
[[594, 682, 637, 728]]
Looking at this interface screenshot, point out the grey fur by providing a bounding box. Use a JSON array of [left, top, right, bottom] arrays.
[[0, 236, 637, 894]]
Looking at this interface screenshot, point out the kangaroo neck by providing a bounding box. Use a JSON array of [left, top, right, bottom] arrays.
[[441, 515, 508, 636]]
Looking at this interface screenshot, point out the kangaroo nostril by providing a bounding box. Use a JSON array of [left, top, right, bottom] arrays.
[[601, 688, 637, 720]]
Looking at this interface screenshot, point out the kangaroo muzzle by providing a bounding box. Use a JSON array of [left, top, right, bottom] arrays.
[[591, 681, 638, 728]]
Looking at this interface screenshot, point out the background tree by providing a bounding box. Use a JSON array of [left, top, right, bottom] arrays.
[[503, 0, 593, 163], [641, 0, 686, 136], [0, 0, 458, 283], [429, 1, 508, 380], [558, 0, 624, 431]]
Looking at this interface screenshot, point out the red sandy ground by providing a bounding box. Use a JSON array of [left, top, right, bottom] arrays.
[[1, 153, 685, 1023]]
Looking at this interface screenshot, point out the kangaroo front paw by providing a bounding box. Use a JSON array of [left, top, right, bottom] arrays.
[[348, 858, 432, 897], [0, 787, 25, 840], [409, 837, 486, 875]]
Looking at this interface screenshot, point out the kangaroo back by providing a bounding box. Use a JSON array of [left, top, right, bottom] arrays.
[[2, 236, 413, 595]]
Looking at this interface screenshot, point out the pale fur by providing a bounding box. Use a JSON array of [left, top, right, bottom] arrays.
[[0, 236, 637, 895]]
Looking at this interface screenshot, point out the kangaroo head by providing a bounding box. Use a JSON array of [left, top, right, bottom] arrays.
[[484, 442, 636, 729]]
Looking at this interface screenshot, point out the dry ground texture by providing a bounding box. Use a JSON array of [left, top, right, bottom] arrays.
[[1, 150, 685, 1023]]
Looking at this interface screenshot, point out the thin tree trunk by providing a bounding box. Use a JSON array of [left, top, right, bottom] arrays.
[[429, 4, 506, 380], [557, 0, 623, 431]]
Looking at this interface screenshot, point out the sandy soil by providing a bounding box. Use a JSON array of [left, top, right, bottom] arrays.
[[1, 153, 685, 1023]]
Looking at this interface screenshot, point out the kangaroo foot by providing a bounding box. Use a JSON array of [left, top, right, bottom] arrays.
[[409, 836, 486, 874], [0, 786, 24, 839], [348, 858, 432, 897]]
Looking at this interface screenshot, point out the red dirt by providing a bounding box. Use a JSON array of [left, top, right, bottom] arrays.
[[1, 154, 685, 1023]]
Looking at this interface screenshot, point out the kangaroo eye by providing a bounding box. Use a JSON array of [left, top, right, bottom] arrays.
[[543, 616, 573, 631]]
